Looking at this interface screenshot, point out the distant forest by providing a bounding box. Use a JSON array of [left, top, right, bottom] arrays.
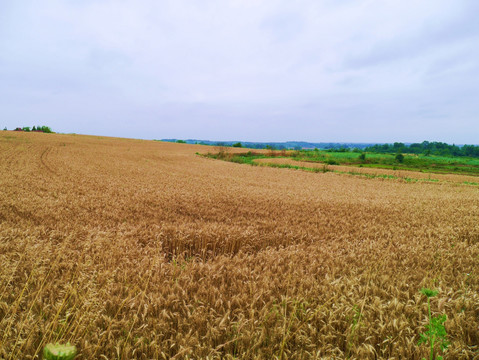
[[6, 126, 53, 133], [365, 141, 479, 158], [163, 139, 479, 158], [161, 139, 377, 150]]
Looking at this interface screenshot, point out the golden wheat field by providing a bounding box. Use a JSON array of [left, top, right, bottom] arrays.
[[0, 131, 478, 359]]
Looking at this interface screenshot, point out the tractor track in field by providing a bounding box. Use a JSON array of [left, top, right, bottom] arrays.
[[40, 146, 58, 175]]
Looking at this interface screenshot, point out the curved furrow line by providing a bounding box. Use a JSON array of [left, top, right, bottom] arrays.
[[40, 146, 58, 175]]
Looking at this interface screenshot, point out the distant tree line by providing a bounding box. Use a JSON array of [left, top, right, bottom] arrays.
[[163, 138, 479, 158], [202, 142, 293, 150], [162, 139, 373, 150], [365, 141, 479, 158], [9, 126, 53, 133]]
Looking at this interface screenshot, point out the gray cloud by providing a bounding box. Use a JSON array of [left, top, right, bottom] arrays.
[[343, 4, 479, 70], [1, 0, 478, 143]]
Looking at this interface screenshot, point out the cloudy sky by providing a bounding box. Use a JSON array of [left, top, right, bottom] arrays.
[[1, 1, 478, 143]]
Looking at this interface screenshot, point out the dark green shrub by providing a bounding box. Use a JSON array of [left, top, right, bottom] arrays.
[[37, 126, 53, 133]]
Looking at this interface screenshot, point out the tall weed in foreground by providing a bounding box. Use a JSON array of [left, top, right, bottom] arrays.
[[418, 288, 449, 360]]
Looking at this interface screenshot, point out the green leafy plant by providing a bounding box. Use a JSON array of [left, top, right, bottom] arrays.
[[43, 343, 77, 360], [346, 304, 362, 358], [418, 288, 449, 360]]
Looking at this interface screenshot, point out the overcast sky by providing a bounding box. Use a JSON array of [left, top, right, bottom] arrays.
[[1, 1, 478, 143]]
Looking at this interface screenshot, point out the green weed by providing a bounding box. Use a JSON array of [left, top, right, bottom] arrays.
[[418, 288, 449, 360], [43, 343, 77, 360], [346, 304, 362, 358]]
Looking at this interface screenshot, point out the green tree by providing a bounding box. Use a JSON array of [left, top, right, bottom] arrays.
[[395, 153, 404, 163], [393, 142, 406, 152], [40, 126, 53, 133], [232, 142, 243, 148]]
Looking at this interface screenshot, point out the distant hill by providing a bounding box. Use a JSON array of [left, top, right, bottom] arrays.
[[160, 139, 377, 150]]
